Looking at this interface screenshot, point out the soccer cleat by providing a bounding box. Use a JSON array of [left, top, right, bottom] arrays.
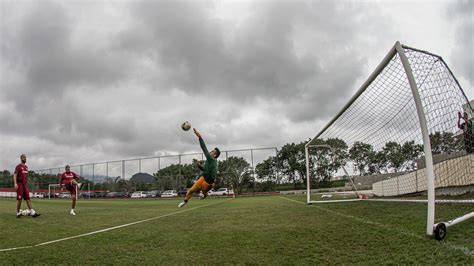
[[77, 183, 83, 189], [199, 194, 207, 200], [31, 212, 41, 218], [16, 213, 22, 218], [178, 201, 187, 208], [70, 210, 76, 216]]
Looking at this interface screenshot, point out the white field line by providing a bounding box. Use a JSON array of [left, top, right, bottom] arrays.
[[367, 198, 474, 204], [308, 199, 361, 204], [280, 196, 474, 258], [0, 199, 229, 252]]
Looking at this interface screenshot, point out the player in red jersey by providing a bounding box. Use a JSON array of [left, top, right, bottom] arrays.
[[59, 165, 83, 215], [13, 154, 40, 218]]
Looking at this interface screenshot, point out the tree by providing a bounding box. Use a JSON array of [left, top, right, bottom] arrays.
[[401, 140, 423, 171], [1, 170, 13, 188], [116, 178, 133, 192], [349, 142, 375, 176], [155, 163, 196, 189], [255, 156, 279, 191], [383, 141, 405, 172], [309, 138, 348, 184], [277, 142, 307, 189], [28, 171, 56, 190], [367, 150, 387, 175], [429, 131, 460, 154], [255, 156, 278, 182], [101, 177, 120, 191], [381, 141, 423, 172], [218, 156, 251, 194]]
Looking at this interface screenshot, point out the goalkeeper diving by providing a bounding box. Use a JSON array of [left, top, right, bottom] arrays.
[[178, 128, 220, 208]]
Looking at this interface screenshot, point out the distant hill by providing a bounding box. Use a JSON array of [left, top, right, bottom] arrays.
[[129, 173, 156, 184]]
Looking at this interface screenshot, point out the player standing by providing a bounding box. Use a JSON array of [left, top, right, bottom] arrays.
[[178, 128, 220, 207], [59, 165, 83, 215], [458, 111, 473, 154], [13, 154, 41, 218]]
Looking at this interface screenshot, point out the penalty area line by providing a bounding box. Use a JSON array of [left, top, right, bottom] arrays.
[[0, 199, 230, 252], [280, 196, 474, 258]]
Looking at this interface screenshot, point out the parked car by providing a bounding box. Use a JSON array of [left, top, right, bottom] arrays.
[[93, 191, 108, 198], [200, 189, 215, 197], [213, 188, 234, 196], [146, 190, 161, 198], [131, 191, 147, 198], [202, 188, 234, 197], [80, 191, 93, 198], [161, 190, 178, 198], [106, 192, 118, 198], [33, 192, 45, 198], [177, 187, 187, 197], [116, 191, 130, 198], [58, 192, 70, 198], [45, 192, 57, 198]]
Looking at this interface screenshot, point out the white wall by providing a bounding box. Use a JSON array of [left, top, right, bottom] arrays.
[[373, 154, 474, 196]]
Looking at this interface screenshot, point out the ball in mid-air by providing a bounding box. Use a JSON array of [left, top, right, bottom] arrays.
[[181, 121, 191, 131]]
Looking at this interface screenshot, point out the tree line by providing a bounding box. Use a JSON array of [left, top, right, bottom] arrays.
[[0, 131, 463, 193]]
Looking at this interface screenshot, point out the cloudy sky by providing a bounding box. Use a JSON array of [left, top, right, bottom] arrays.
[[1, 0, 473, 172]]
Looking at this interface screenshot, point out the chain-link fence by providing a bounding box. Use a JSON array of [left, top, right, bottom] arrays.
[[0, 147, 281, 198]]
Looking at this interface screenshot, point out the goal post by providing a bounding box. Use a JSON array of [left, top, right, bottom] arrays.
[[396, 42, 436, 235], [48, 184, 60, 199], [48, 183, 81, 200], [306, 144, 360, 204], [306, 41, 473, 240]]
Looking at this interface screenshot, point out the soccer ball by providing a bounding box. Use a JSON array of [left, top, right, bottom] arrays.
[[21, 209, 30, 216], [181, 121, 191, 131]]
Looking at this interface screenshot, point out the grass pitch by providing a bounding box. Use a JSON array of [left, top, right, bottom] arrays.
[[0, 196, 472, 264]]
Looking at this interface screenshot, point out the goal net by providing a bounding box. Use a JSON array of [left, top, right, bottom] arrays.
[[48, 184, 61, 199], [306, 41, 473, 239]]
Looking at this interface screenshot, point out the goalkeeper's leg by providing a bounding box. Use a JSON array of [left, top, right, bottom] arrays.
[[200, 182, 212, 200], [179, 176, 205, 207]]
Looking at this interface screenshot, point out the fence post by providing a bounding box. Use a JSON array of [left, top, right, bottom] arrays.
[[157, 157, 161, 190], [178, 155, 182, 189], [251, 149, 255, 194], [122, 160, 125, 181], [92, 163, 95, 190], [275, 147, 280, 192]]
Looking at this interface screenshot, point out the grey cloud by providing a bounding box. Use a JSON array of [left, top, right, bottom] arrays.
[[0, 96, 138, 148], [2, 1, 134, 114], [2, 0, 461, 172], [447, 0, 473, 91], [120, 1, 380, 123]]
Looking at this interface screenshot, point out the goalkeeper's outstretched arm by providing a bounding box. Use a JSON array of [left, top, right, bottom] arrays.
[[194, 128, 213, 160]]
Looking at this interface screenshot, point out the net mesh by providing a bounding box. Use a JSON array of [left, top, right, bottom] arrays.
[[308, 45, 473, 224]]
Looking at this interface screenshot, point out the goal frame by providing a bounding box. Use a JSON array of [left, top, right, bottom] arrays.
[[305, 41, 473, 238], [48, 184, 60, 199], [48, 183, 80, 200], [306, 144, 361, 204]]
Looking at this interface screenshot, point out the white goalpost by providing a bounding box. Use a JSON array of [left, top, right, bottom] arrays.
[[306, 41, 474, 240], [48, 184, 60, 199], [306, 144, 361, 204], [48, 183, 80, 200]]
